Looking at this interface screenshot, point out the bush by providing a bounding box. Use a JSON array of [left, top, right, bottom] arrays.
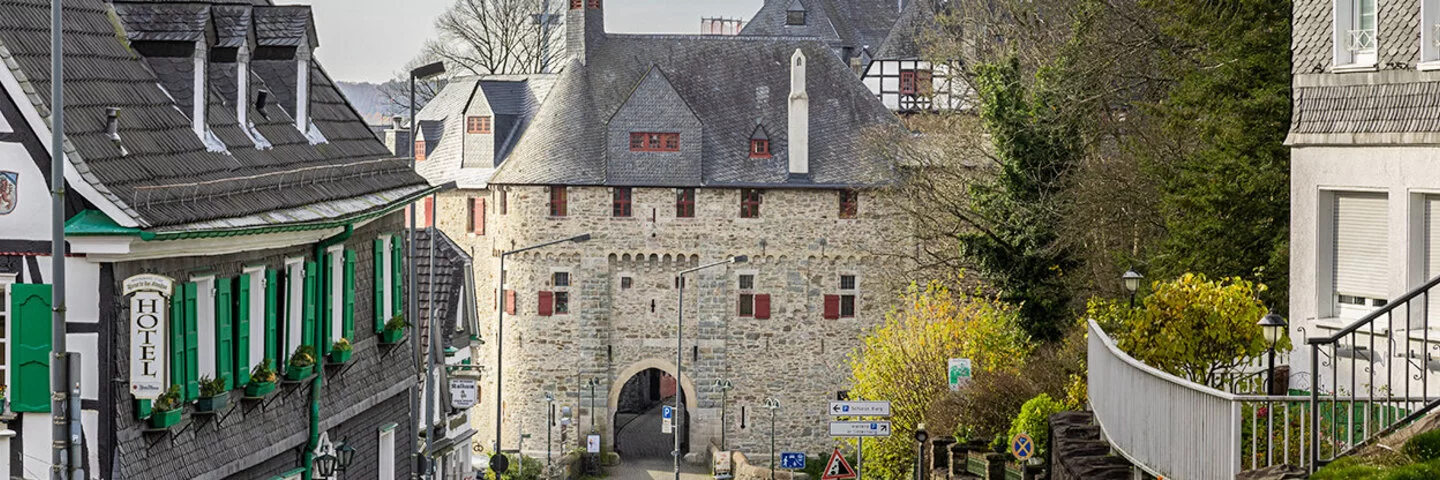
[[1007, 393, 1067, 457], [1405, 430, 1440, 462]]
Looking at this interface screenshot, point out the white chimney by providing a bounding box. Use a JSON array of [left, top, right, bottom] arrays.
[[788, 48, 809, 178], [192, 41, 209, 139], [295, 43, 311, 135], [236, 45, 250, 130]]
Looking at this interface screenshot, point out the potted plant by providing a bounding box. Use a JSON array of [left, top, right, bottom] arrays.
[[329, 337, 353, 364], [381, 314, 408, 344], [0, 385, 9, 413], [196, 375, 228, 413], [246, 358, 278, 397], [286, 345, 317, 381], [149, 384, 183, 429]]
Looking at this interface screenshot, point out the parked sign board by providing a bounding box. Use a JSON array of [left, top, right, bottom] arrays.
[[829, 421, 892, 437], [829, 400, 891, 417]]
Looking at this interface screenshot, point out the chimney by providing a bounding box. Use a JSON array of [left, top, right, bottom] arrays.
[[191, 41, 209, 140], [237, 45, 251, 130], [788, 48, 809, 179], [566, 0, 606, 64], [384, 115, 412, 158], [295, 43, 312, 135]]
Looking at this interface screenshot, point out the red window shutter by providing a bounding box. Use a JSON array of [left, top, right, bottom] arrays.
[[423, 197, 435, 228], [494, 289, 498, 311], [755, 294, 771, 319], [504, 289, 516, 315], [538, 291, 554, 317], [477, 198, 486, 235], [823, 295, 841, 319]]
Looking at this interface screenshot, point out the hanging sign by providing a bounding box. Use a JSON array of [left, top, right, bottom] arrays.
[[125, 274, 174, 400], [450, 378, 478, 409]]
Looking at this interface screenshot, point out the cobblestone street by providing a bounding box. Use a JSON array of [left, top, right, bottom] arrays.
[[605, 458, 712, 480]]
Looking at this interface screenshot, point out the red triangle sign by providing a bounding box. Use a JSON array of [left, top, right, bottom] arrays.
[[821, 448, 857, 480]]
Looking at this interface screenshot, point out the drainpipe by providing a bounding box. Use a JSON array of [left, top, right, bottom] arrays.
[[304, 225, 354, 479]]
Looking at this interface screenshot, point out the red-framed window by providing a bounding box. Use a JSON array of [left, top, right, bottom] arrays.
[[740, 189, 762, 218], [630, 132, 680, 152], [414, 137, 426, 161], [676, 188, 696, 218], [467, 116, 492, 134], [587, 0, 601, 8], [549, 186, 567, 217], [900, 71, 917, 95], [613, 187, 633, 217], [468, 197, 486, 235], [750, 139, 770, 158], [570, 0, 582, 9], [839, 190, 859, 219]]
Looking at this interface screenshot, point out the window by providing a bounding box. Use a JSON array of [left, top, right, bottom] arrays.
[[1334, 0, 1377, 66], [1332, 192, 1388, 319], [379, 425, 396, 479], [750, 139, 770, 158], [587, 0, 601, 8], [621, 276, 633, 289], [549, 186, 568, 217], [613, 187, 633, 217], [374, 235, 403, 333], [554, 292, 570, 314], [466, 116, 492, 134], [629, 132, 680, 152], [468, 198, 485, 235], [283, 259, 308, 367], [0, 273, 14, 398], [740, 189, 762, 218], [825, 275, 859, 319], [326, 246, 354, 351], [839, 190, 859, 219], [787, 10, 805, 25], [1425, 0, 1440, 65], [500, 188, 509, 215], [243, 267, 267, 381], [676, 188, 696, 218], [736, 274, 769, 318], [554, 272, 571, 287], [415, 137, 426, 161], [900, 71, 917, 95], [570, 0, 582, 9], [541, 271, 571, 316]]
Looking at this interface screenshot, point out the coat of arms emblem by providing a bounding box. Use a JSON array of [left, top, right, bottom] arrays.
[[0, 171, 16, 215]]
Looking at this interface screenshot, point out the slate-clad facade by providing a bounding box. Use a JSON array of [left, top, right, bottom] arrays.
[[0, 0, 466, 478], [1287, 0, 1440, 394]]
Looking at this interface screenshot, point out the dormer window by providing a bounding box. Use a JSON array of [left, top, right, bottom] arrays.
[[787, 11, 806, 25], [1423, 0, 1440, 67], [1334, 0, 1377, 68], [415, 137, 426, 162], [570, 0, 582, 9], [587, 0, 601, 8], [750, 139, 771, 158], [630, 132, 680, 152], [467, 116, 491, 134]]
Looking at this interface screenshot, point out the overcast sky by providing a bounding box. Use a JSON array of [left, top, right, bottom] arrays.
[[283, 0, 765, 83]]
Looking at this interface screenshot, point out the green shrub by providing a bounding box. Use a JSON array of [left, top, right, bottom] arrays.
[[1006, 393, 1067, 456], [1405, 430, 1440, 462]]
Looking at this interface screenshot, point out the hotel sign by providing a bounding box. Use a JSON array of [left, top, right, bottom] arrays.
[[125, 274, 173, 400]]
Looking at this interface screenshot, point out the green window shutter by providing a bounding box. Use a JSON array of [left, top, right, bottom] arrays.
[[392, 236, 404, 318], [215, 279, 234, 391], [374, 239, 385, 333], [319, 255, 331, 357], [303, 261, 318, 351], [344, 250, 356, 340], [264, 269, 279, 365], [235, 275, 251, 386], [184, 283, 199, 400], [10, 284, 52, 413], [170, 284, 186, 401]]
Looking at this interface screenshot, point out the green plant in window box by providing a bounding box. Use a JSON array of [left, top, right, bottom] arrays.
[[196, 375, 229, 413], [381, 314, 408, 344], [285, 345, 317, 381], [0, 384, 8, 413], [329, 337, 353, 364], [149, 384, 183, 429], [246, 358, 278, 397]]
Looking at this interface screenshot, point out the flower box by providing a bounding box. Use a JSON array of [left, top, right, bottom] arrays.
[[245, 381, 276, 398], [195, 394, 228, 413], [149, 408, 181, 429], [380, 327, 405, 344], [328, 349, 352, 364], [285, 364, 314, 382]]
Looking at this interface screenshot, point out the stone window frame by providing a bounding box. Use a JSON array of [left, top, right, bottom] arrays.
[[736, 270, 759, 317], [499, 187, 509, 216], [839, 273, 859, 318], [613, 187, 634, 218], [618, 273, 634, 291], [740, 189, 763, 219], [676, 188, 696, 218], [839, 190, 859, 219], [550, 268, 573, 315]]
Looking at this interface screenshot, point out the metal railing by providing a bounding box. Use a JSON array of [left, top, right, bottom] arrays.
[[1088, 320, 1314, 479], [1306, 274, 1440, 472]]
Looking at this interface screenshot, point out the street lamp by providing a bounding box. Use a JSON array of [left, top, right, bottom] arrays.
[[407, 60, 444, 478], [1122, 270, 1144, 307], [675, 255, 748, 480], [1258, 312, 1288, 395], [544, 392, 557, 468], [336, 441, 355, 475], [914, 423, 929, 480], [314, 452, 338, 480], [713, 379, 733, 450], [764, 397, 781, 480], [494, 234, 593, 461], [585, 377, 600, 433]]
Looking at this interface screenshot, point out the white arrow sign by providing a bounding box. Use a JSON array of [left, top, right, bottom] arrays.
[[829, 401, 891, 417], [829, 421, 892, 437]]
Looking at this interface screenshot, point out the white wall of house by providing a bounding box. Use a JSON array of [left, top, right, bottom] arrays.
[[0, 142, 50, 242]]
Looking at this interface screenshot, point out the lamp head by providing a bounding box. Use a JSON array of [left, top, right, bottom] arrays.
[[314, 453, 338, 477], [730, 255, 749, 264], [410, 61, 446, 80], [336, 441, 356, 471], [571, 233, 593, 243], [914, 423, 929, 443], [1258, 312, 1288, 348], [1122, 270, 1144, 294]]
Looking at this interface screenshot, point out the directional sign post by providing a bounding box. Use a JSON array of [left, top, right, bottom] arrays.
[[828, 421, 892, 437], [661, 405, 674, 434], [780, 452, 806, 470], [828, 401, 891, 417]]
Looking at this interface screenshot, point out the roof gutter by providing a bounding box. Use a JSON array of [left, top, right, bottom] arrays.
[[145, 182, 453, 241]]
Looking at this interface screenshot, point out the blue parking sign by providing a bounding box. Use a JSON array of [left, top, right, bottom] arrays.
[[780, 452, 806, 470], [662, 406, 673, 419]]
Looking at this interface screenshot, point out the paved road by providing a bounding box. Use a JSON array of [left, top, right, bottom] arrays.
[[606, 458, 712, 480]]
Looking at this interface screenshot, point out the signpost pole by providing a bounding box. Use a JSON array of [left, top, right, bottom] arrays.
[[856, 437, 862, 480]]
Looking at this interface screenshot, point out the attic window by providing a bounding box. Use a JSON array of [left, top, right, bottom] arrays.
[[750, 139, 771, 158], [415, 137, 426, 162], [630, 133, 680, 152], [900, 71, 917, 95], [467, 116, 492, 134], [571, 0, 582, 9], [787, 11, 806, 25], [587, 0, 601, 8]]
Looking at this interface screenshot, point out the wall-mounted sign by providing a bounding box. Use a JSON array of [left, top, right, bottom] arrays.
[[0, 171, 17, 215], [449, 378, 477, 409], [126, 274, 174, 400]]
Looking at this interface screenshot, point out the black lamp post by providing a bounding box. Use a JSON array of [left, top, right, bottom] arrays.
[[586, 377, 600, 433], [544, 392, 556, 468], [1122, 270, 1144, 308], [913, 423, 929, 480], [1258, 312, 1288, 395], [764, 398, 780, 480], [336, 441, 355, 475]]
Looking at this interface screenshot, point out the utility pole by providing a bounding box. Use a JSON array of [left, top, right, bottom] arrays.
[[48, 1, 73, 478]]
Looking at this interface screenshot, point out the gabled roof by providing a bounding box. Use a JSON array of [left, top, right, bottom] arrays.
[[874, 0, 937, 59], [413, 75, 559, 189], [0, 0, 429, 230], [741, 0, 904, 64]]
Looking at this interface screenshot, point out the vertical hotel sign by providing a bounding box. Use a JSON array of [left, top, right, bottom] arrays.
[[124, 274, 173, 400]]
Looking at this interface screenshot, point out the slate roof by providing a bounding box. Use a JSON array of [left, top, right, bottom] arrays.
[[740, 0, 904, 65], [413, 74, 558, 189], [488, 34, 898, 187], [413, 227, 476, 350], [0, 0, 429, 229], [874, 0, 936, 59]]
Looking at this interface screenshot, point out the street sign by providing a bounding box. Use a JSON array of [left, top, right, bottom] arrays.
[[587, 434, 601, 453], [780, 452, 806, 470], [490, 454, 510, 474], [829, 421, 892, 437], [662, 405, 674, 434], [449, 378, 477, 409], [820, 448, 857, 480], [948, 358, 972, 391], [829, 401, 891, 417], [714, 451, 733, 474], [1011, 433, 1035, 461]]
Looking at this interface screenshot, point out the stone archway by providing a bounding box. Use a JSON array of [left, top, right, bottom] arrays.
[[607, 359, 700, 459]]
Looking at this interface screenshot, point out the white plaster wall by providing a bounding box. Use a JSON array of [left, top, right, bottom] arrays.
[[22, 412, 46, 479], [0, 143, 51, 242]]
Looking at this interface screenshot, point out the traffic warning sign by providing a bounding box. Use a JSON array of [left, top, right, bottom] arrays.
[[820, 448, 857, 480]]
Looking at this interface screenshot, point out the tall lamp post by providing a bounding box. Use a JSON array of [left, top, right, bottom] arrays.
[[713, 379, 733, 450], [544, 392, 556, 468], [407, 60, 444, 480], [1122, 270, 1144, 308], [675, 255, 748, 479], [1258, 312, 1288, 395], [764, 397, 781, 480], [913, 423, 929, 480], [494, 234, 592, 461], [586, 377, 600, 432]]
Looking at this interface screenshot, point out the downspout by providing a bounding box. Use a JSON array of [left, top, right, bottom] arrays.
[[304, 225, 354, 480]]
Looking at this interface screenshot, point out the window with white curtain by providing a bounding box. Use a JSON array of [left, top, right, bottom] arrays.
[[1424, 0, 1440, 66], [1334, 0, 1378, 67]]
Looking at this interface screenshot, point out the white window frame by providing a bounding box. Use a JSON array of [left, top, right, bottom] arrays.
[[550, 268, 573, 315], [192, 275, 217, 383], [839, 273, 859, 318], [380, 235, 394, 320], [285, 258, 305, 358], [1423, 0, 1440, 68], [244, 266, 267, 368], [328, 245, 345, 344], [378, 425, 397, 480], [0, 273, 14, 399], [1334, 0, 1379, 69], [1327, 191, 1390, 320]]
